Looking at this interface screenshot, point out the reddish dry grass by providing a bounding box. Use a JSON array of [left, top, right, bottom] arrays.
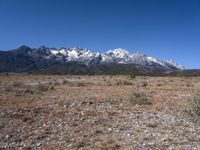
[[1, 75, 200, 149]]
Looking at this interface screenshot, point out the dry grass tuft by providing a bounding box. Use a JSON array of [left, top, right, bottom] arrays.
[[36, 84, 50, 91], [115, 80, 133, 86], [191, 93, 200, 119], [12, 81, 25, 88], [74, 81, 86, 87], [123, 80, 133, 85], [128, 92, 152, 105], [84, 110, 98, 116], [141, 81, 148, 87], [101, 139, 121, 150], [62, 79, 70, 85], [129, 74, 136, 79]]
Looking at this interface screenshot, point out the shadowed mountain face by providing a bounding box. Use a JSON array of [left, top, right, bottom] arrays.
[[0, 46, 187, 75]]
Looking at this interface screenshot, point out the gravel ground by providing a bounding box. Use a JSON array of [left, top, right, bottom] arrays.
[[0, 75, 200, 150]]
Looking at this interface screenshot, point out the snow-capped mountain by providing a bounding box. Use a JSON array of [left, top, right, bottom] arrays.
[[35, 47, 183, 70], [0, 45, 184, 74]]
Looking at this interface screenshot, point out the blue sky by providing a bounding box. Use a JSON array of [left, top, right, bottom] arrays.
[[0, 0, 200, 68]]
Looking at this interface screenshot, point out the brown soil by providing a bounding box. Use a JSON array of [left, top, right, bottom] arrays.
[[0, 75, 200, 149]]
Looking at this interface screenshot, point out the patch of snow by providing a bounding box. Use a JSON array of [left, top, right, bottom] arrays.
[[68, 50, 78, 60], [36, 46, 184, 69], [165, 60, 184, 69], [147, 56, 165, 67], [59, 49, 67, 55], [50, 50, 59, 55]]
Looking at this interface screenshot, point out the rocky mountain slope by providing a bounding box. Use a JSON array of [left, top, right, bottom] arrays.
[[0, 46, 184, 75]]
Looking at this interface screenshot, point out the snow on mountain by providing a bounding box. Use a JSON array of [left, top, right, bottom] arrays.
[[59, 49, 67, 55], [101, 48, 131, 64], [165, 60, 185, 70], [35, 47, 183, 70], [146, 56, 165, 67], [67, 48, 79, 60], [107, 48, 130, 59]]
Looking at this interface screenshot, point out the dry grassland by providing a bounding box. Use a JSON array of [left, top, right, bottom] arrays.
[[0, 75, 200, 149]]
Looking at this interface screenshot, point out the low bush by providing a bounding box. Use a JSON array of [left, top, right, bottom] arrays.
[[128, 92, 151, 105], [62, 79, 70, 84], [75, 82, 86, 87], [12, 81, 25, 88], [36, 84, 49, 91], [141, 82, 148, 87], [123, 80, 133, 85], [130, 74, 136, 79], [191, 93, 200, 117]]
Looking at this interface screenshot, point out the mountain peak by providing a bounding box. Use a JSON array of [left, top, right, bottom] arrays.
[[14, 45, 32, 53], [5, 45, 184, 70], [39, 45, 49, 50], [17, 45, 31, 50], [112, 48, 129, 53], [106, 48, 130, 60]]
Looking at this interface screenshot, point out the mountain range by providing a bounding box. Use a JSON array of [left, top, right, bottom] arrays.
[[0, 46, 187, 75]]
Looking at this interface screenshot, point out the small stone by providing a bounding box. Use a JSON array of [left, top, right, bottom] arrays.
[[48, 86, 54, 90], [5, 134, 9, 139]]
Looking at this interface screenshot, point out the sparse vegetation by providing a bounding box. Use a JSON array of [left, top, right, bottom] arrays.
[[74, 81, 86, 87], [128, 92, 151, 105], [115, 80, 133, 86], [62, 79, 70, 84], [1, 75, 200, 149], [130, 74, 136, 79], [122, 80, 133, 85], [36, 83, 50, 91], [12, 81, 25, 88], [101, 140, 120, 150], [190, 93, 200, 121], [186, 82, 193, 87], [141, 81, 148, 87], [156, 83, 162, 87], [115, 80, 123, 86]]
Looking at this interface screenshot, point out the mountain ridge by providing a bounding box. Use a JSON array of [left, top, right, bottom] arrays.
[[0, 45, 185, 75]]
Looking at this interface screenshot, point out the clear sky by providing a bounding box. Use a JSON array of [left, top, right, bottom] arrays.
[[0, 0, 200, 68]]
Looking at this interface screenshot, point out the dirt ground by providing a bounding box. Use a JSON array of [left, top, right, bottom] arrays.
[[0, 75, 200, 150]]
